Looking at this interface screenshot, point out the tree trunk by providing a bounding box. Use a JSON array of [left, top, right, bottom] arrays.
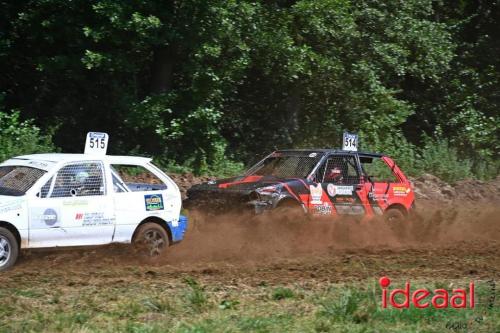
[[150, 46, 174, 94]]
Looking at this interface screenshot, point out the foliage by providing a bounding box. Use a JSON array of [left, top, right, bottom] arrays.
[[416, 137, 473, 183], [0, 110, 56, 162], [362, 132, 478, 182], [0, 0, 498, 179], [182, 277, 209, 313], [271, 287, 295, 301]]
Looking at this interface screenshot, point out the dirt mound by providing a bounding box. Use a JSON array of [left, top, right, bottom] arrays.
[[168, 173, 211, 199], [412, 173, 500, 203], [169, 171, 500, 203]]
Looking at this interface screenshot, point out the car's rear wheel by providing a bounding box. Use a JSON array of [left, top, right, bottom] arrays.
[[384, 208, 408, 238], [0, 227, 19, 272], [133, 223, 169, 258]]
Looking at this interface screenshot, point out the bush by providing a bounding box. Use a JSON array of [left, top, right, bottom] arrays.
[[363, 132, 481, 183], [158, 140, 245, 177], [416, 137, 473, 183], [0, 111, 56, 161]]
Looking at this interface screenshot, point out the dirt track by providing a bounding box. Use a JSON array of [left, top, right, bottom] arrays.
[[2, 202, 499, 287]]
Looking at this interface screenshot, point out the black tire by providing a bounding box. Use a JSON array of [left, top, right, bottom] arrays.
[[272, 201, 307, 224], [384, 208, 408, 239], [133, 223, 169, 258], [0, 227, 19, 272]]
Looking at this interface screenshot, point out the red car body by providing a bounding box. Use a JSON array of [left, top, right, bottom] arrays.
[[185, 150, 415, 220]]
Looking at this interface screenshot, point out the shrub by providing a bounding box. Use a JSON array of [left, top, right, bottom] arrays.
[[416, 137, 473, 183], [0, 111, 56, 161]]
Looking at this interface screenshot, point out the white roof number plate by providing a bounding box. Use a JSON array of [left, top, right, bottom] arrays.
[[84, 132, 109, 155], [342, 132, 358, 152]]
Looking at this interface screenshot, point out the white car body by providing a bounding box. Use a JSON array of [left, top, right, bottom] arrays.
[[0, 154, 187, 249]]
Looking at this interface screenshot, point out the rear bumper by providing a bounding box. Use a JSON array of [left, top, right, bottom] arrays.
[[168, 215, 188, 243]]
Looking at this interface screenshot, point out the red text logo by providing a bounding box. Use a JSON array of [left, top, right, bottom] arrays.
[[380, 276, 474, 309]]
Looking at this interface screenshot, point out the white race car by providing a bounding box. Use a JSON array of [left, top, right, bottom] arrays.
[[0, 133, 187, 271]]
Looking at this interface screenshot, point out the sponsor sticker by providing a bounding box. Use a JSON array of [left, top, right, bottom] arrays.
[[369, 192, 389, 201], [31, 207, 60, 228], [28, 160, 49, 168], [75, 212, 115, 226], [393, 186, 410, 197], [41, 208, 58, 226], [145, 194, 164, 211], [0, 200, 23, 214], [314, 203, 332, 215], [62, 199, 89, 207], [335, 196, 355, 203], [334, 204, 365, 215], [309, 184, 323, 204], [327, 184, 353, 197]]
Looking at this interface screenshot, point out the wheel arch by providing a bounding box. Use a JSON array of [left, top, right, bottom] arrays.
[[276, 197, 302, 207], [0, 221, 21, 249], [385, 203, 408, 216], [275, 196, 307, 213], [131, 217, 172, 244]]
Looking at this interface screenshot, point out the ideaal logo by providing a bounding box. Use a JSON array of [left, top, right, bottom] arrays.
[[379, 276, 475, 309], [145, 194, 164, 211]]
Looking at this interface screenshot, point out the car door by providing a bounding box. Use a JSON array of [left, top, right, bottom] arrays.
[[28, 161, 115, 247], [359, 156, 407, 215], [310, 154, 365, 216]]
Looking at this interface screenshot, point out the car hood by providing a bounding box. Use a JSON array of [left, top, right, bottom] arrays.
[[188, 175, 299, 194], [190, 176, 284, 192]]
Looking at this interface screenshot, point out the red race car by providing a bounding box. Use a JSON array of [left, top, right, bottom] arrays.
[[185, 149, 415, 223]]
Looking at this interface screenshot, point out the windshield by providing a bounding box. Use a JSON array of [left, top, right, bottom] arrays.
[[247, 154, 321, 179], [0, 166, 47, 196]]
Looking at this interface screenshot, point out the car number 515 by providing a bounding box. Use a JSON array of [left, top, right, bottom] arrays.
[[84, 132, 109, 155]]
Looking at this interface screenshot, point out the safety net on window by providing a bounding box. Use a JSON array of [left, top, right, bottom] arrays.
[[247, 153, 322, 179], [0, 166, 46, 196], [318, 155, 360, 185], [43, 162, 105, 198]]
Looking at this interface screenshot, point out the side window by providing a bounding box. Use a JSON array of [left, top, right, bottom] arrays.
[[112, 173, 127, 193], [48, 162, 105, 198], [322, 155, 359, 185], [361, 157, 398, 183], [111, 165, 166, 192]]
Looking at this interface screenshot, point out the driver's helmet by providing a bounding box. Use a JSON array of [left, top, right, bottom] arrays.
[[327, 167, 342, 181], [73, 168, 90, 184]]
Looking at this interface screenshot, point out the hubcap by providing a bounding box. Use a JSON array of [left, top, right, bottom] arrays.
[[0, 236, 11, 267], [142, 230, 165, 257]]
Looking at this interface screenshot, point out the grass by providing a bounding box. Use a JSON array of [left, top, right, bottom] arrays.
[[0, 275, 498, 333]]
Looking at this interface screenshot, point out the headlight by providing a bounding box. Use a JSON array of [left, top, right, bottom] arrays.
[[255, 185, 282, 200]]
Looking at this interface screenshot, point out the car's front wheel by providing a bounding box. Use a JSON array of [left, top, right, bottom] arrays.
[[0, 227, 19, 272], [133, 223, 169, 258]]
